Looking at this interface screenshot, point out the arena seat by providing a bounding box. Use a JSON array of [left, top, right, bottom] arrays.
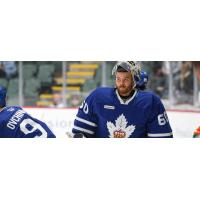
[[7, 78, 18, 98], [0, 78, 8, 88], [23, 64, 37, 80], [24, 78, 41, 98]]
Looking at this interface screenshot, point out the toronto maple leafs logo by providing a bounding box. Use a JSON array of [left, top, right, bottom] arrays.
[[106, 114, 135, 138]]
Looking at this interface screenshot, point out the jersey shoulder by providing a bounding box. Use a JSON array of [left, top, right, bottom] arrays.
[[4, 106, 23, 113], [136, 91, 162, 103], [91, 87, 114, 97], [134, 91, 163, 111], [0, 106, 23, 119], [87, 87, 115, 102]]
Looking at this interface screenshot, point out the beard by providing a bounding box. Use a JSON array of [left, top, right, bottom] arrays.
[[116, 84, 134, 96]]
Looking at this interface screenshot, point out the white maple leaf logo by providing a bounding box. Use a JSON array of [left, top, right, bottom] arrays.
[[107, 114, 135, 138]]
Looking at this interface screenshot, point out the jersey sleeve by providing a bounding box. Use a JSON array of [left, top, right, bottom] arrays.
[[146, 95, 173, 138], [72, 91, 98, 138]]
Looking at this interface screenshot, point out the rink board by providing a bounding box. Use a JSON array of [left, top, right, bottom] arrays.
[[24, 107, 200, 138]]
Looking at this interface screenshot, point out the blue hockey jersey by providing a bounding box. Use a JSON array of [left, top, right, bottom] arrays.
[[0, 106, 56, 138], [72, 87, 173, 138]]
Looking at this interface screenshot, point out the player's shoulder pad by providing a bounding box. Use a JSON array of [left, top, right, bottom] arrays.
[[93, 87, 113, 95], [137, 90, 155, 99], [86, 87, 114, 101], [137, 90, 162, 105], [5, 106, 22, 112]]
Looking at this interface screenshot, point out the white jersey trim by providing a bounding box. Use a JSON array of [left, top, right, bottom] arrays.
[[148, 132, 173, 137], [116, 89, 138, 105], [73, 126, 95, 135], [0, 106, 7, 113], [76, 117, 97, 127]]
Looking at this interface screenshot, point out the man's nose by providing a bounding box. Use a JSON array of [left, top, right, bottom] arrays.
[[119, 81, 125, 86]]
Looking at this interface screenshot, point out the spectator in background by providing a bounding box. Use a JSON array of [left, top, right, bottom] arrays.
[[52, 93, 65, 108], [180, 61, 193, 94], [0, 61, 17, 79], [192, 61, 200, 105], [150, 62, 168, 98], [192, 61, 200, 82], [71, 94, 82, 107]]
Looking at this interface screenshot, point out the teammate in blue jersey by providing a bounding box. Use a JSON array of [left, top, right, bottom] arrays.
[[0, 86, 56, 138], [71, 61, 173, 138]]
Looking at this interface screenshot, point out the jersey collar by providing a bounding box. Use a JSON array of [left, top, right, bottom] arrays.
[[115, 89, 138, 105]]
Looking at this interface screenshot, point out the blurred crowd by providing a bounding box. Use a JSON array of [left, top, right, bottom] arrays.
[[142, 61, 194, 104], [0, 61, 199, 108]]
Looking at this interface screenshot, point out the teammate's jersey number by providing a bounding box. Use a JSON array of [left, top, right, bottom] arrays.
[[20, 118, 48, 138]]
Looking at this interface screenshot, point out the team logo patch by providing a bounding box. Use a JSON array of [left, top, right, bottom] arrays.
[[106, 114, 135, 138]]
